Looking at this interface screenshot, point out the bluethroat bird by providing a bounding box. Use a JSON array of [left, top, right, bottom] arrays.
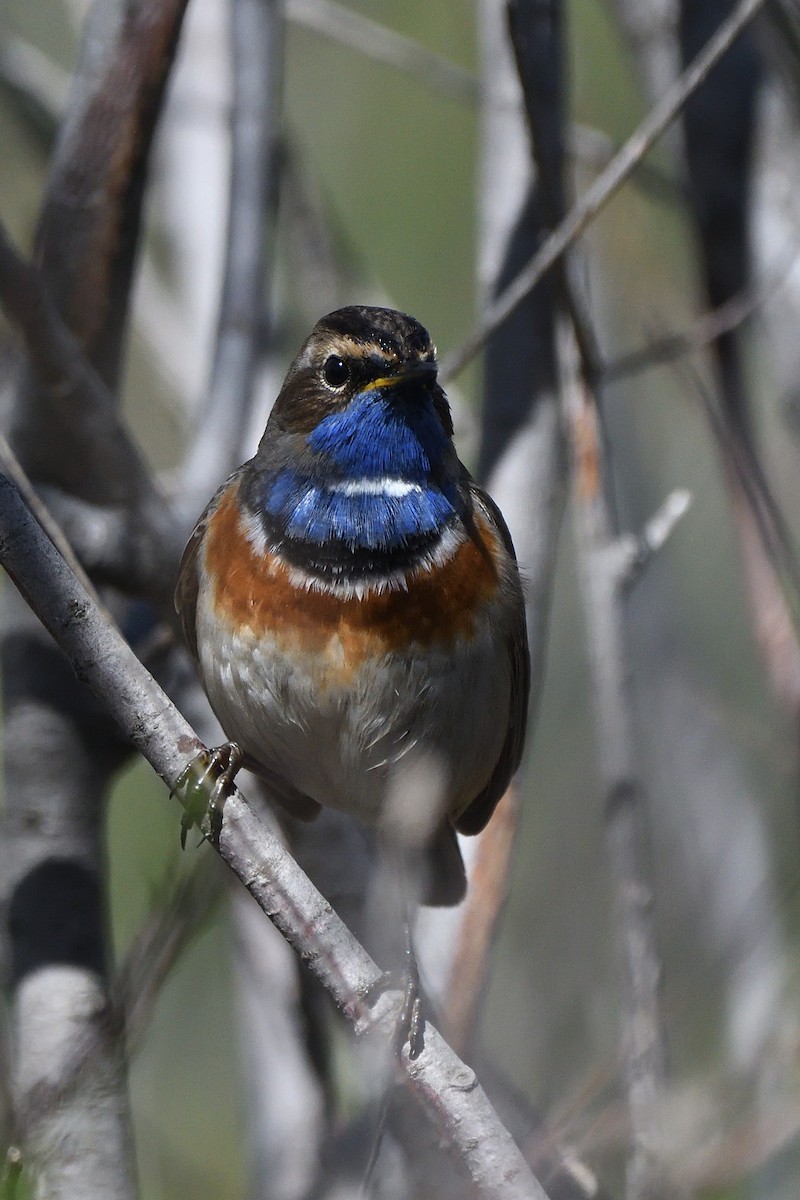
[[175, 306, 529, 907]]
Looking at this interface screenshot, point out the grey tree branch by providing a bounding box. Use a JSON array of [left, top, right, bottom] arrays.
[[0, 219, 181, 604], [31, 0, 190, 390], [0, 472, 553, 1200], [443, 0, 770, 381], [183, 0, 284, 510], [506, 10, 673, 1194], [561, 336, 675, 1200], [0, 8, 191, 1198]]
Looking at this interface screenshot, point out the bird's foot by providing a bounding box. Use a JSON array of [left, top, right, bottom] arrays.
[[365, 941, 425, 1061], [173, 741, 244, 849], [396, 963, 424, 1061]]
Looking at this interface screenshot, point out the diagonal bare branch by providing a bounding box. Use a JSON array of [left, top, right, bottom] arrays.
[[0, 471, 553, 1200]]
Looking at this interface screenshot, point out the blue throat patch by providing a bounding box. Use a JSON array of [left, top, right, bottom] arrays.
[[262, 391, 461, 554]]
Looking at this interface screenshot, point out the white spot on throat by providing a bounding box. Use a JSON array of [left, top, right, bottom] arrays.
[[329, 478, 423, 498]]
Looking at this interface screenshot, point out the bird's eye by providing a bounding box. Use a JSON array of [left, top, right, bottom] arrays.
[[322, 356, 350, 388]]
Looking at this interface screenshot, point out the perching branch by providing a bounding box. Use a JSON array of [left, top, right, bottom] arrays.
[[0, 471, 553, 1200]]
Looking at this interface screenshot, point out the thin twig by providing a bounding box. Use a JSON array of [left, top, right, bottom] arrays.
[[443, 0, 769, 381], [113, 860, 224, 1055], [622, 489, 693, 586], [678, 354, 800, 635], [0, 472, 552, 1200], [568, 122, 683, 205], [437, 0, 565, 1063], [286, 0, 478, 103], [603, 267, 791, 383]]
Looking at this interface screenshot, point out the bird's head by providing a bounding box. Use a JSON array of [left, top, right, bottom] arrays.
[[247, 307, 464, 574], [263, 305, 453, 450]]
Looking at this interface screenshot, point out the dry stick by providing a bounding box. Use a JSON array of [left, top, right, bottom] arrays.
[[11, 858, 224, 1127], [179, 9, 327, 1190], [1, 11, 187, 1200], [508, 0, 604, 391], [442, 0, 770, 382], [676, 350, 800, 637], [0, 434, 99, 603], [562, 342, 675, 1200], [605, 263, 800, 651], [0, 473, 552, 1200]]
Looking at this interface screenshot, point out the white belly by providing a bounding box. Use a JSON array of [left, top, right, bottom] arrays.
[[194, 594, 511, 833]]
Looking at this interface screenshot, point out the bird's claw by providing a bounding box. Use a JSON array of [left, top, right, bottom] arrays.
[[172, 742, 243, 848], [365, 962, 425, 1061], [397, 975, 424, 1061]]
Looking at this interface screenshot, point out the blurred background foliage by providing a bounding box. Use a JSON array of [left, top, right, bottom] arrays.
[[3, 0, 800, 1197]]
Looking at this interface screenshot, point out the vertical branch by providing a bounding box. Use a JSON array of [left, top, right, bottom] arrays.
[[0, 3, 189, 1197], [507, 0, 673, 1178], [678, 3, 800, 738], [562, 339, 673, 1200], [183, 0, 284, 506], [33, 0, 188, 374], [679, 0, 762, 448], [440, 0, 566, 1057], [608, 0, 682, 131]]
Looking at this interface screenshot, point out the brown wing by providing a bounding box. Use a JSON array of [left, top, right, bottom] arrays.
[[453, 482, 530, 837]]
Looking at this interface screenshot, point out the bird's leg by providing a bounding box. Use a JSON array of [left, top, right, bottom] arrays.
[[396, 911, 424, 1060], [172, 741, 244, 848], [363, 844, 426, 1060]]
